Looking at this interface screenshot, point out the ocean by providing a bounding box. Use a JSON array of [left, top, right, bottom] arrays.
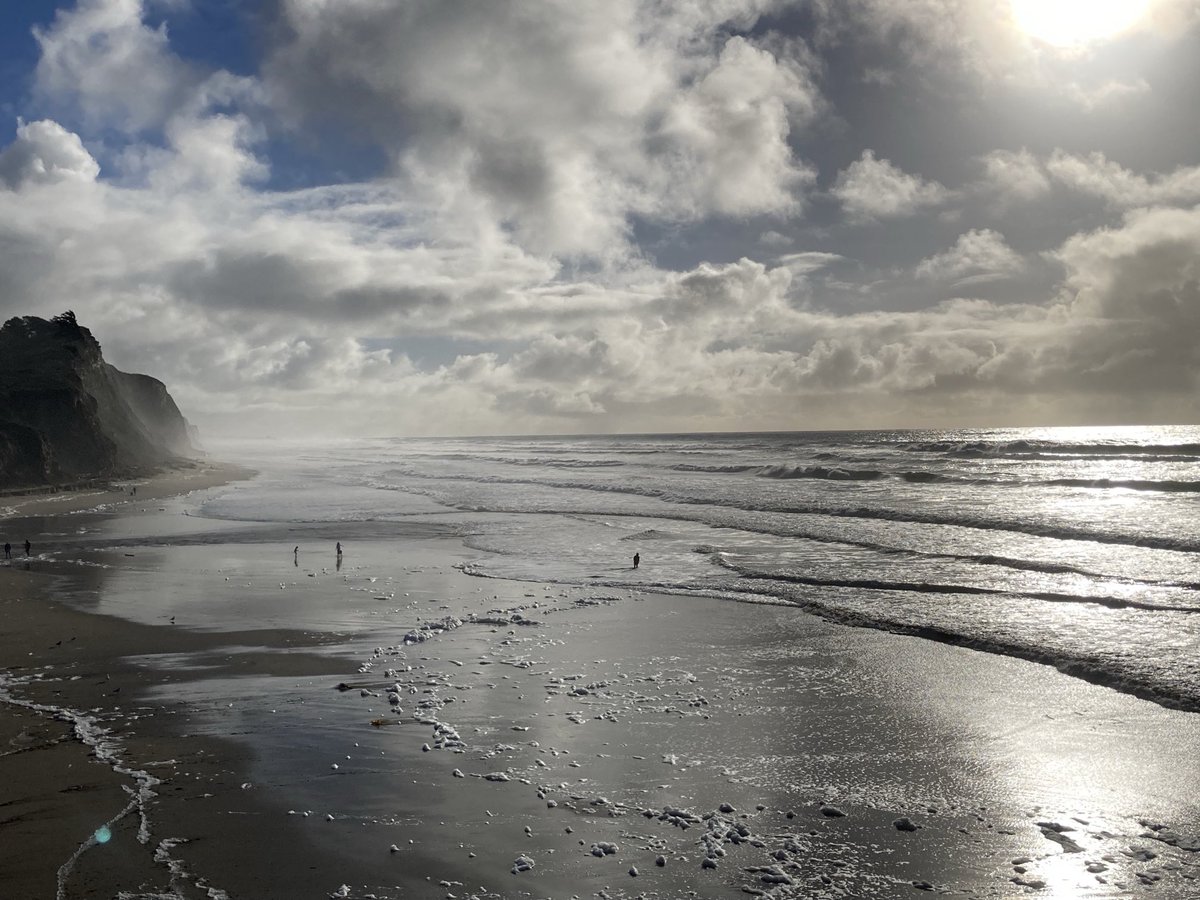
[[211, 425, 1200, 713], [6, 425, 1200, 899]]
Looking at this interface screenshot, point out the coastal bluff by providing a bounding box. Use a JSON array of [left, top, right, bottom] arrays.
[[0, 311, 199, 490]]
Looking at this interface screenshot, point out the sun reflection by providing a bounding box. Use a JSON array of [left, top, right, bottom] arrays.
[[1033, 847, 1107, 899], [1010, 0, 1151, 47]]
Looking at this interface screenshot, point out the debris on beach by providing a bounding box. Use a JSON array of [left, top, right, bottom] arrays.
[[1036, 821, 1084, 853], [510, 854, 535, 874]]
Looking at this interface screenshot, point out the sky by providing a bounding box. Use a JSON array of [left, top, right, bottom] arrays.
[[1, 0, 1199, 439]]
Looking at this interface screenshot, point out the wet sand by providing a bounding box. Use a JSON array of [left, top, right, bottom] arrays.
[[3, 472, 1200, 899], [0, 570, 350, 898], [0, 460, 254, 520]]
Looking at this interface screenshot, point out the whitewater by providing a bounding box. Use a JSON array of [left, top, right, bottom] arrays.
[[207, 424, 1200, 715]]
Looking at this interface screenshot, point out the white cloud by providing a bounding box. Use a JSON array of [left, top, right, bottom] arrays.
[[916, 229, 1023, 283], [3, 114, 1192, 435], [816, 0, 1196, 109], [652, 36, 819, 219], [0, 119, 100, 188], [33, 0, 196, 133], [1046, 150, 1200, 208], [1062, 78, 1151, 110], [776, 251, 844, 275], [977, 148, 1050, 205], [3, 0, 1199, 436], [1057, 205, 1200, 322], [264, 1, 821, 259], [758, 229, 791, 247], [975, 147, 1200, 211], [831, 150, 951, 222]]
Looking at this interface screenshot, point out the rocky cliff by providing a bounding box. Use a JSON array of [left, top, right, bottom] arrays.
[[0, 311, 200, 490]]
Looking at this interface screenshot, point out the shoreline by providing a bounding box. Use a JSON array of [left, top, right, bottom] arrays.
[[0, 459, 255, 520], [3, 469, 1200, 898], [0, 546, 355, 899], [0, 462, 275, 900]]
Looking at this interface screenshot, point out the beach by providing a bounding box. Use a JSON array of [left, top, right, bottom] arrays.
[[3, 442, 1200, 899]]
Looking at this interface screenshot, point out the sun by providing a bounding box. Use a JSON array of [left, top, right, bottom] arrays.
[[1010, 0, 1150, 47]]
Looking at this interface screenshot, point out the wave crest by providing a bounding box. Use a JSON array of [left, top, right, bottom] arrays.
[[759, 465, 885, 481]]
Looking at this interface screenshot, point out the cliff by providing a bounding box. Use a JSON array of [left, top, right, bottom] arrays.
[[0, 311, 200, 490]]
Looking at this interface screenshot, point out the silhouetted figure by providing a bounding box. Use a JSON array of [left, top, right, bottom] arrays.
[[293, 546, 299, 566], [336, 541, 342, 557], [3, 542, 10, 559], [633, 552, 640, 569], [24, 539, 31, 557]]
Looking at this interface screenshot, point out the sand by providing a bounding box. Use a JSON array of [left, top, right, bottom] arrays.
[[3, 467, 1200, 899], [0, 460, 254, 520]]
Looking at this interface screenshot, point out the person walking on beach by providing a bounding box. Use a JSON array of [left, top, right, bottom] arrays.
[[336, 542, 342, 557], [633, 552, 640, 569], [3, 542, 10, 559], [24, 539, 31, 557], [293, 546, 299, 566]]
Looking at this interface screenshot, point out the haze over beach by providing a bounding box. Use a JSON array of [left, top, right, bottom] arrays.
[[4, 2, 1200, 900]]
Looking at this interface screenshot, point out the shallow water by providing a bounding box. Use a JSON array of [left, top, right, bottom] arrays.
[[205, 428, 1200, 712], [118, 557, 1200, 899]]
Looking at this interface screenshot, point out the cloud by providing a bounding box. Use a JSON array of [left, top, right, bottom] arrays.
[[758, 229, 791, 247], [0, 119, 100, 188], [0, 110, 1181, 436], [974, 147, 1200, 212], [814, 0, 1197, 113], [33, 0, 197, 133], [831, 150, 951, 222], [776, 251, 844, 275], [1, 114, 1190, 435], [1057, 205, 1200, 321], [263, 1, 821, 258], [811, 0, 1028, 86], [653, 36, 819, 219], [999, 205, 1200, 398], [977, 148, 1051, 205], [1062, 78, 1151, 110], [916, 228, 1023, 283], [31, 0, 268, 192], [2, 0, 1198, 436], [1046, 150, 1200, 208]]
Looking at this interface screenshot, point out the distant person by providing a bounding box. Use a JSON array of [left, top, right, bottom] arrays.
[[3, 542, 10, 559], [293, 546, 299, 566], [132, 486, 136, 497], [633, 552, 640, 569], [336, 542, 342, 556], [24, 539, 31, 556]]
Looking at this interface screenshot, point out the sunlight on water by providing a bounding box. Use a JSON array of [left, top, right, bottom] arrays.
[[219, 428, 1200, 713], [24, 427, 1200, 900]]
